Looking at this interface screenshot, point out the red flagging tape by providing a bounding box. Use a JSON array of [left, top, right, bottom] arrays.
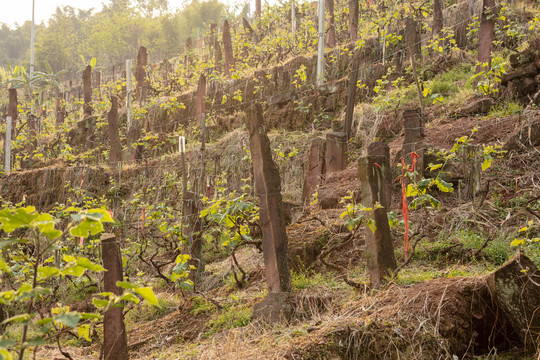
[[400, 152, 419, 258]]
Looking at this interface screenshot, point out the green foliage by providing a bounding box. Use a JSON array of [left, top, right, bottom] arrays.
[[0, 205, 160, 358], [205, 304, 251, 336], [200, 178, 258, 248], [470, 57, 507, 96]]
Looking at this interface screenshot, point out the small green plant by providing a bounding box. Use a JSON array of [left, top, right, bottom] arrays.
[[0, 206, 161, 358]]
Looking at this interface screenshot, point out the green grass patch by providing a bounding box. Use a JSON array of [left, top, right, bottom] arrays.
[[487, 101, 523, 117], [292, 271, 350, 291], [205, 304, 252, 336]]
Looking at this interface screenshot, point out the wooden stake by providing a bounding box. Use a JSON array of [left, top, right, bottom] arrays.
[[4, 117, 11, 175]]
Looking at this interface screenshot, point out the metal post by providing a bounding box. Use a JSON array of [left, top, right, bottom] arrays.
[[316, 0, 326, 87], [5, 117, 11, 175], [126, 59, 132, 129]]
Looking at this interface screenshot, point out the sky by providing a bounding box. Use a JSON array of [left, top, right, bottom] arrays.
[[0, 0, 249, 28]]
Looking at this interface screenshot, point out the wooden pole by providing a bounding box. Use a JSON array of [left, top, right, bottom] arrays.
[[126, 59, 132, 130], [101, 234, 128, 360], [4, 117, 11, 175]]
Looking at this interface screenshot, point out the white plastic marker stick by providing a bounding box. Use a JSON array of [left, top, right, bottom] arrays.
[[179, 136, 186, 153]]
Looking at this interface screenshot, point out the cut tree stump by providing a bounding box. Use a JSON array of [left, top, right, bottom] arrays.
[[487, 253, 540, 351]]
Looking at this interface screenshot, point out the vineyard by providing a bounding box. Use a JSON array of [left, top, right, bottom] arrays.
[[0, 0, 540, 359]]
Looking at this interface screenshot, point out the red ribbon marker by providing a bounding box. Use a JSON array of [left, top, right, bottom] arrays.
[[400, 152, 419, 258]]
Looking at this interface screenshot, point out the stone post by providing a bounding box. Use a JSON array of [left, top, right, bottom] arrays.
[[108, 96, 122, 167], [82, 65, 92, 117], [325, 0, 336, 47], [183, 191, 202, 286], [246, 103, 291, 294], [476, 0, 495, 73], [302, 138, 325, 204], [344, 55, 360, 141], [95, 71, 102, 102], [325, 131, 347, 174], [432, 0, 443, 38], [223, 20, 235, 78], [401, 108, 424, 180], [349, 0, 359, 42], [101, 233, 128, 360], [487, 253, 540, 351], [358, 142, 397, 288], [464, 144, 482, 201], [135, 46, 148, 105], [255, 0, 262, 18]]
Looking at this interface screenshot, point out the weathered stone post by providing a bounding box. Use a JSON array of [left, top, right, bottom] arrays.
[[135, 46, 148, 105], [95, 71, 102, 102], [301, 138, 325, 204], [487, 253, 540, 351], [247, 103, 292, 322], [401, 108, 424, 180], [464, 144, 482, 201], [325, 131, 347, 174], [101, 233, 128, 360], [358, 142, 397, 288], [183, 191, 202, 286], [108, 96, 122, 167], [246, 104, 291, 292], [349, 0, 359, 42], [432, 0, 443, 38], [82, 65, 92, 117], [255, 0, 261, 18], [55, 91, 65, 129], [223, 20, 235, 78], [344, 54, 360, 141], [477, 0, 495, 73], [325, 0, 336, 47]]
